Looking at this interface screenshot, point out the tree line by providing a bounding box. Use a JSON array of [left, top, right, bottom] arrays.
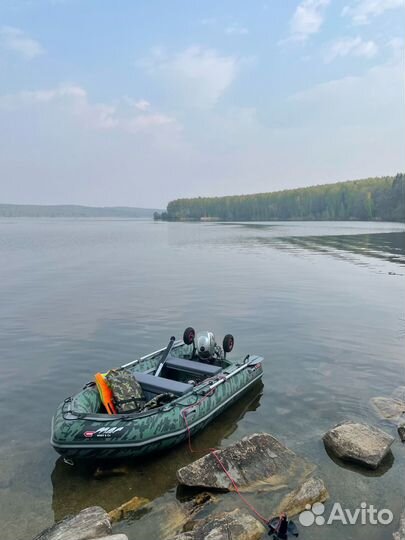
[[155, 174, 405, 222]]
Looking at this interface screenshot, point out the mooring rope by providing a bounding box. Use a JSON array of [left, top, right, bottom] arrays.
[[181, 390, 270, 526]]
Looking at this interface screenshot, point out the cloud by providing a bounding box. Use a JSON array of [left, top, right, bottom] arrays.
[[275, 52, 404, 185], [289, 0, 330, 41], [0, 26, 44, 59], [324, 36, 378, 62], [386, 36, 404, 56], [0, 83, 196, 208], [342, 0, 405, 24], [0, 84, 86, 109], [225, 24, 249, 35], [134, 99, 151, 111], [140, 46, 241, 108], [127, 113, 174, 131], [289, 55, 403, 124], [0, 84, 176, 133]]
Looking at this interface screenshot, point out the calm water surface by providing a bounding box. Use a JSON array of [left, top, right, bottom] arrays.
[[0, 219, 404, 540]]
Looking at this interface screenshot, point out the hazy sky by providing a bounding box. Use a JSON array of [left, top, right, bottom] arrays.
[[1, 0, 404, 208]]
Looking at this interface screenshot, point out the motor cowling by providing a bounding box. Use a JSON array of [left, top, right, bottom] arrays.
[[196, 331, 217, 359]]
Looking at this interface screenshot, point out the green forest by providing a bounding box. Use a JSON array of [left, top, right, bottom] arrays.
[[159, 174, 405, 222]]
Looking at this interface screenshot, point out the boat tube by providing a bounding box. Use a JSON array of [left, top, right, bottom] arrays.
[[51, 332, 264, 460]]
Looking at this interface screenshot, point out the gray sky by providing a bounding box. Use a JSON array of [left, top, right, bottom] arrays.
[[1, 0, 404, 208]]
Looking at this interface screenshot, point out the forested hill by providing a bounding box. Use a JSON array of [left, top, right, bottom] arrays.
[[0, 204, 162, 218], [163, 174, 405, 222]]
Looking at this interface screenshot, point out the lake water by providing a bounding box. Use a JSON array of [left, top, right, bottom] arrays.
[[0, 219, 404, 540]]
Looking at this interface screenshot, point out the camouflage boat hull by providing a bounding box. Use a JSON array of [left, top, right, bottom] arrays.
[[51, 344, 264, 460]]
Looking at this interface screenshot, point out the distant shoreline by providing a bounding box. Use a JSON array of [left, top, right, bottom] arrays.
[[0, 204, 163, 218], [154, 216, 405, 223]]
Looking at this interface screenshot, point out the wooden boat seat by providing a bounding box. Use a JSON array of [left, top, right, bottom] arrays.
[[135, 371, 193, 396], [165, 357, 222, 377]]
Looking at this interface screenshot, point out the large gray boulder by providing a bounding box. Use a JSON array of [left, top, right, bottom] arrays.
[[177, 432, 313, 491], [33, 506, 112, 540], [323, 421, 394, 470], [393, 507, 405, 540], [169, 509, 266, 540]]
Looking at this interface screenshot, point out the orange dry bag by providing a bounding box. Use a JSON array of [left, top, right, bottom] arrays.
[[95, 372, 117, 415]]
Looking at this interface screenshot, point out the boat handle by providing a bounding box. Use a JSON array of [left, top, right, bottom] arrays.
[[162, 404, 175, 412]]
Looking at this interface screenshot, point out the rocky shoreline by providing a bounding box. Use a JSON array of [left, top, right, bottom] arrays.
[[32, 387, 405, 540]]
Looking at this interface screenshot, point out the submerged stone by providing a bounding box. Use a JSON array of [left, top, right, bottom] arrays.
[[323, 421, 394, 470], [277, 477, 329, 517], [371, 386, 405, 443], [169, 508, 266, 540], [152, 500, 193, 539], [95, 536, 128, 540], [371, 397, 405, 423], [176, 432, 314, 491], [33, 506, 111, 540], [93, 465, 128, 479], [108, 495, 150, 523], [393, 507, 405, 540], [182, 492, 218, 517]]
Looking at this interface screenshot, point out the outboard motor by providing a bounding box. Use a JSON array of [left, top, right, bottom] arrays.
[[196, 331, 217, 360], [182, 327, 234, 362]]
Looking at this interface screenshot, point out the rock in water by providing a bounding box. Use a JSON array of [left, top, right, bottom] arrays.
[[33, 506, 111, 540], [182, 492, 218, 518], [277, 477, 329, 517], [393, 508, 405, 540], [176, 432, 313, 491], [323, 421, 394, 470], [108, 495, 150, 523], [93, 465, 128, 479], [95, 536, 128, 540], [371, 386, 405, 430], [371, 397, 405, 423], [169, 509, 265, 540], [371, 387, 405, 442]]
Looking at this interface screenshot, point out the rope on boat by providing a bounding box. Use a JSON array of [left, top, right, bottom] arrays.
[[181, 387, 270, 526]]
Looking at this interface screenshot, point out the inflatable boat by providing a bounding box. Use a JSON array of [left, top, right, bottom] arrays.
[[51, 329, 264, 460]]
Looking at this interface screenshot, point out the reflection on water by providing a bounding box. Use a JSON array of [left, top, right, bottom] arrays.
[[51, 382, 263, 521], [270, 232, 405, 268], [224, 223, 405, 269], [0, 219, 404, 540]]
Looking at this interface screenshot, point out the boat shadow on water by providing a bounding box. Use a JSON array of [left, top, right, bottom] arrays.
[[50, 380, 263, 522]]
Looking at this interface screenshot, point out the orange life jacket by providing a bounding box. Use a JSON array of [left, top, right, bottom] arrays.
[[95, 372, 117, 415]]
